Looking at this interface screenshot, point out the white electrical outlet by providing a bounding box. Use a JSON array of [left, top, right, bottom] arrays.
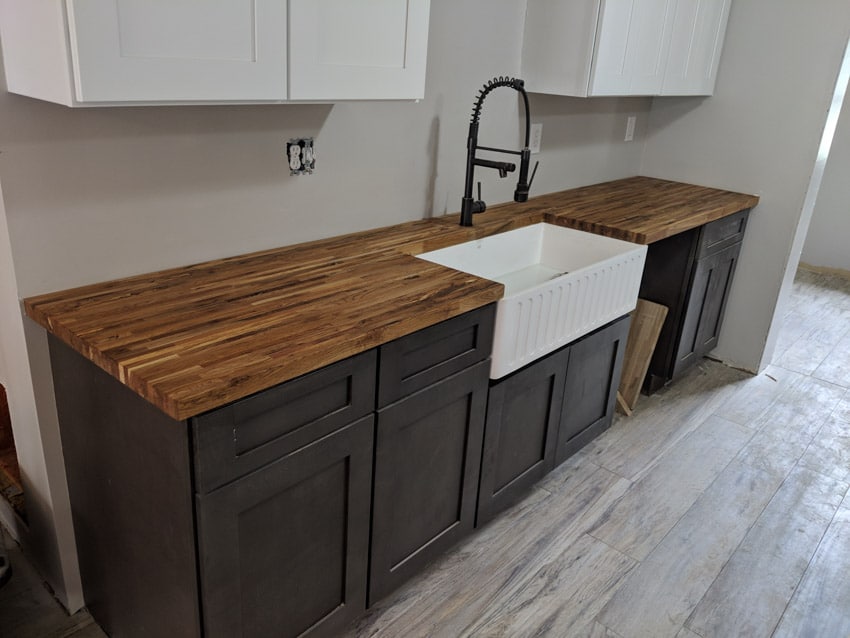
[[625, 116, 636, 142], [530, 123, 543, 154]]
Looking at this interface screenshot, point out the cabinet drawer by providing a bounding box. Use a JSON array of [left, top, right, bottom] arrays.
[[192, 350, 376, 493], [698, 209, 749, 256], [377, 304, 495, 407]]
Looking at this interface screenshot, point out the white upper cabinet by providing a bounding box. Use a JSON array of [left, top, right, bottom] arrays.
[[0, 0, 430, 105], [66, 0, 287, 102], [660, 0, 731, 95], [521, 0, 732, 97], [288, 0, 430, 101], [590, 0, 675, 96]]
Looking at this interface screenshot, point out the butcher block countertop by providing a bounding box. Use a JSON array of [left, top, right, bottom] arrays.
[[25, 176, 758, 420]]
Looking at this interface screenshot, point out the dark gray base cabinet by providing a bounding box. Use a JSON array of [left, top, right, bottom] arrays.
[[50, 339, 378, 638], [368, 304, 494, 603], [641, 208, 749, 392], [49, 305, 496, 638], [369, 361, 489, 604], [477, 316, 630, 525]]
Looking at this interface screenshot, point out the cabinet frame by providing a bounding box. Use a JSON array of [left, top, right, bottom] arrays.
[[641, 208, 750, 391]]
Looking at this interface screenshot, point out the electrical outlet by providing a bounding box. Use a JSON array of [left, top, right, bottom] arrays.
[[530, 123, 543, 154], [624, 116, 636, 142], [287, 138, 315, 175]]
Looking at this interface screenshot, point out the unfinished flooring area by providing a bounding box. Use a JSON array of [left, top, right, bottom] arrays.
[[3, 267, 850, 637]]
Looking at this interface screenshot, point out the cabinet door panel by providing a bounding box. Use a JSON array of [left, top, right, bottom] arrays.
[[477, 348, 567, 525], [674, 242, 741, 376], [370, 361, 488, 603], [591, 0, 675, 95], [196, 416, 373, 638], [289, 0, 430, 100], [661, 0, 732, 95], [557, 317, 629, 465], [66, 0, 287, 101]]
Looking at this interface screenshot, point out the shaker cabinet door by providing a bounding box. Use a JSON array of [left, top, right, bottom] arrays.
[[196, 416, 373, 638], [556, 316, 629, 465], [661, 0, 732, 95], [477, 348, 567, 526], [288, 0, 430, 100], [66, 0, 287, 102], [674, 242, 741, 377], [590, 0, 675, 95]]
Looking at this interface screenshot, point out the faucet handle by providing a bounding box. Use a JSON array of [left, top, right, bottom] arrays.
[[472, 181, 487, 215], [528, 161, 539, 188]]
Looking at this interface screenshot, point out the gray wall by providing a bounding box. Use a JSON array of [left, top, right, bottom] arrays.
[[640, 0, 850, 373], [802, 97, 850, 272], [0, 0, 650, 608]]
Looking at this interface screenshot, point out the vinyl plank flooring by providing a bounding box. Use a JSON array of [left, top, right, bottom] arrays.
[[748, 374, 845, 440], [733, 425, 811, 478], [586, 361, 747, 481], [587, 621, 625, 638], [685, 466, 848, 638], [798, 414, 850, 483], [588, 415, 752, 560], [833, 393, 850, 422], [457, 533, 636, 638], [712, 364, 800, 427], [596, 458, 786, 638], [772, 508, 850, 638], [812, 331, 850, 387]]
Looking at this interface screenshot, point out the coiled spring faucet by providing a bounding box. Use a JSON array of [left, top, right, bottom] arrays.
[[460, 76, 539, 226]]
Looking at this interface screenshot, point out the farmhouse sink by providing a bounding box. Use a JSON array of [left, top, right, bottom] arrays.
[[417, 223, 647, 378]]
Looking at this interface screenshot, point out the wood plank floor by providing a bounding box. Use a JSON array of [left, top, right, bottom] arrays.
[[2, 267, 849, 637]]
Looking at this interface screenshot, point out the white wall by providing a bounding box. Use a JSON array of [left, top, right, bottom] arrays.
[[802, 96, 850, 272], [0, 0, 650, 608], [639, 0, 850, 373]]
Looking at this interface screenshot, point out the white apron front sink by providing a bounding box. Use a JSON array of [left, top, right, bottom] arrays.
[[417, 223, 647, 378]]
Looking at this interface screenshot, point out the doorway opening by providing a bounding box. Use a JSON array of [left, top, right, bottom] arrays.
[[0, 384, 24, 519]]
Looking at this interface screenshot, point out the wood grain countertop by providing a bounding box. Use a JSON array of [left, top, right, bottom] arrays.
[[25, 176, 758, 420]]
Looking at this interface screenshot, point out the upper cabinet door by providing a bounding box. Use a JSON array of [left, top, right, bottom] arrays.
[[660, 0, 731, 95], [590, 0, 676, 96], [65, 0, 287, 102], [288, 0, 431, 101]]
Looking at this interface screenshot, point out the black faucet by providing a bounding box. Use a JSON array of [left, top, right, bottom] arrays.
[[460, 76, 539, 227]]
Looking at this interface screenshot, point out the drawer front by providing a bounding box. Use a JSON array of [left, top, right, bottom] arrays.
[[192, 350, 376, 493], [377, 304, 496, 408], [698, 208, 749, 256]]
